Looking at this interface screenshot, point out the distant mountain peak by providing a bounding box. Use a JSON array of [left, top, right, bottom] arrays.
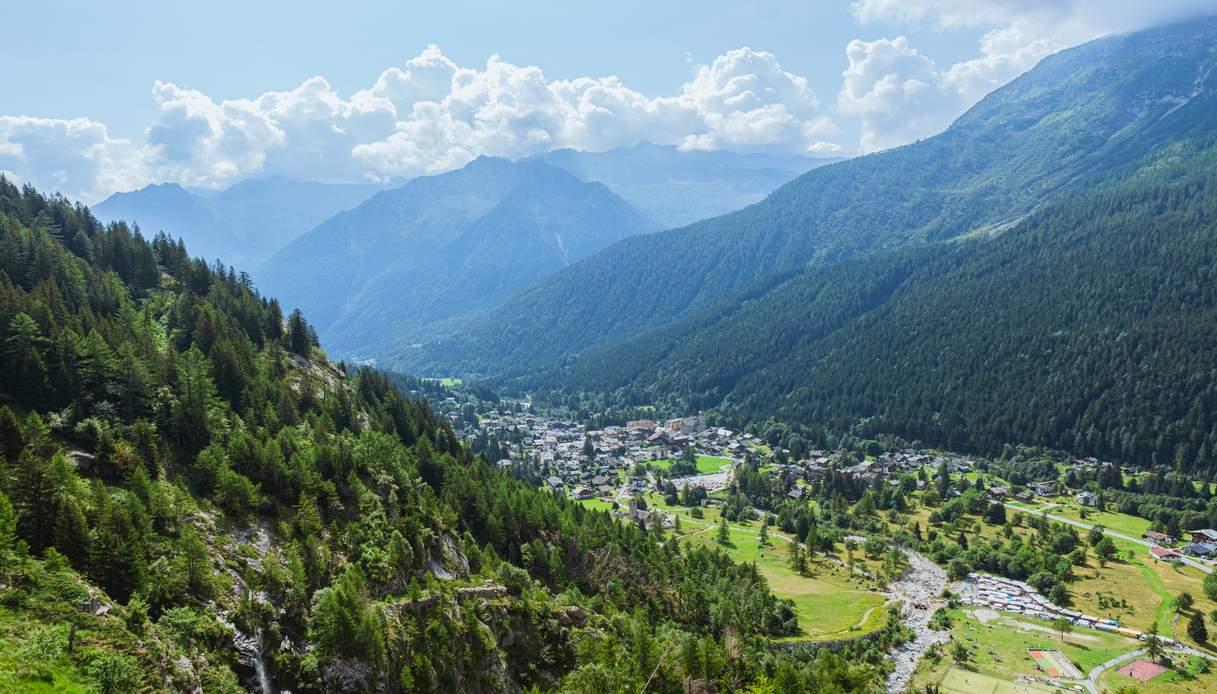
[[92, 176, 380, 269], [256, 156, 658, 361]]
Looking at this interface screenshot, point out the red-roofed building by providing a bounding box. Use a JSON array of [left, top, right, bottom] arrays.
[[1143, 530, 1174, 545], [1149, 546, 1182, 562]]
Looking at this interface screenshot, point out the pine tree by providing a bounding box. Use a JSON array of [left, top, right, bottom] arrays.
[[1146, 623, 1164, 662], [717, 518, 730, 546], [287, 309, 312, 356], [179, 528, 212, 597], [0, 490, 17, 555], [0, 405, 26, 461], [758, 521, 769, 546], [266, 298, 285, 340], [1188, 612, 1208, 643], [788, 540, 805, 575], [52, 495, 89, 568]]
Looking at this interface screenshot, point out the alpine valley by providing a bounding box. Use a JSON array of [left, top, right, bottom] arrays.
[[5, 9, 1217, 694]]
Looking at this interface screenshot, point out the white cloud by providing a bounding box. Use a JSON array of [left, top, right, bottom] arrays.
[[839, 0, 1215, 152], [4, 3, 1212, 200], [838, 37, 955, 153], [353, 47, 838, 179], [0, 46, 841, 202], [0, 116, 146, 203]]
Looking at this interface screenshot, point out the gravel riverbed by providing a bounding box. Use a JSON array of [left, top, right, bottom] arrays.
[[884, 550, 950, 693]]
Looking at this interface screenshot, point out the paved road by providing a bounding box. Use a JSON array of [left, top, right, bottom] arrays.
[[1080, 646, 1217, 693], [1083, 648, 1145, 693], [1004, 502, 1213, 574]]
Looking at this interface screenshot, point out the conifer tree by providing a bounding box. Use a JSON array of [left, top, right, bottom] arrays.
[[1189, 612, 1208, 643]]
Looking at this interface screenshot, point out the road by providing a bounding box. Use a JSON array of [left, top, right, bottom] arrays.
[[1003, 502, 1213, 574], [1082, 648, 1145, 693], [1080, 646, 1217, 693]]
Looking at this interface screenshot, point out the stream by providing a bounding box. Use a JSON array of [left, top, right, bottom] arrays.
[[233, 626, 275, 694], [217, 610, 276, 694]]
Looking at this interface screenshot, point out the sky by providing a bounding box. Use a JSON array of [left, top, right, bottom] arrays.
[[1, 0, 1213, 203]]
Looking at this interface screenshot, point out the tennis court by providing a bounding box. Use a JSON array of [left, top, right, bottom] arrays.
[[1028, 649, 1082, 678]]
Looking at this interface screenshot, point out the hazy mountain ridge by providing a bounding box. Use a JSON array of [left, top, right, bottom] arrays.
[[397, 17, 1217, 380], [92, 176, 381, 268], [533, 143, 837, 228], [257, 156, 659, 360]]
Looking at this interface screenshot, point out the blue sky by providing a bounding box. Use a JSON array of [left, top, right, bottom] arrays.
[[2, 0, 1212, 202], [1, 1, 982, 138]]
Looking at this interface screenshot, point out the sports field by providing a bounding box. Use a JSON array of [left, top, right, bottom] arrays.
[[1027, 649, 1080, 678], [650, 455, 733, 474], [939, 668, 1055, 694]]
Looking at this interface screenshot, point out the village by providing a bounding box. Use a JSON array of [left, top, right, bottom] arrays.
[[436, 395, 1005, 522], [425, 392, 1217, 690], [436, 393, 1149, 501]]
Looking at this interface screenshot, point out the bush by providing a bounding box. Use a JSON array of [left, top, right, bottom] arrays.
[[85, 652, 141, 694], [1204, 571, 1217, 602]]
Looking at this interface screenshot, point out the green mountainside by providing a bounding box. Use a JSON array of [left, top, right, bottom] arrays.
[[399, 18, 1217, 381], [0, 178, 910, 692], [541, 134, 1217, 472], [399, 18, 1217, 474]]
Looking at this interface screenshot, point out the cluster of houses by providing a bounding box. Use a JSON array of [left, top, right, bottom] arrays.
[[960, 573, 1160, 642], [1143, 528, 1217, 561], [763, 450, 959, 488], [442, 404, 768, 501]]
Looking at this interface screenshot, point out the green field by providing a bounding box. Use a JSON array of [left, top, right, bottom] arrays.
[[672, 512, 887, 642], [650, 455, 733, 475], [938, 668, 1054, 694], [914, 608, 1137, 691], [1047, 501, 1152, 539], [577, 498, 615, 513]]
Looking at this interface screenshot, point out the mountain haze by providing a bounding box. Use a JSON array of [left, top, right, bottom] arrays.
[[92, 176, 380, 267], [257, 156, 658, 361], [534, 143, 837, 228], [400, 17, 1217, 382]]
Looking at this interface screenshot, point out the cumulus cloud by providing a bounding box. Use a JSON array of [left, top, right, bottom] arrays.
[[353, 47, 838, 179], [842, 0, 1217, 151], [5, 2, 1211, 200], [0, 45, 840, 202], [0, 116, 146, 203]]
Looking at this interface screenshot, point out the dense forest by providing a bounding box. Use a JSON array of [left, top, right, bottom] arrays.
[[0, 177, 908, 692], [400, 17, 1217, 477], [527, 133, 1217, 475], [397, 17, 1217, 381]]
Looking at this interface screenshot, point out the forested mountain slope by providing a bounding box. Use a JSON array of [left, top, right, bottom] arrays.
[[93, 176, 379, 268], [399, 17, 1217, 377], [542, 132, 1217, 473], [257, 157, 657, 362], [0, 178, 906, 692], [533, 143, 836, 228]]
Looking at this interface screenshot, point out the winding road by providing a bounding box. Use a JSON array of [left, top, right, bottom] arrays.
[[1080, 646, 1217, 693], [1003, 502, 1213, 574]]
